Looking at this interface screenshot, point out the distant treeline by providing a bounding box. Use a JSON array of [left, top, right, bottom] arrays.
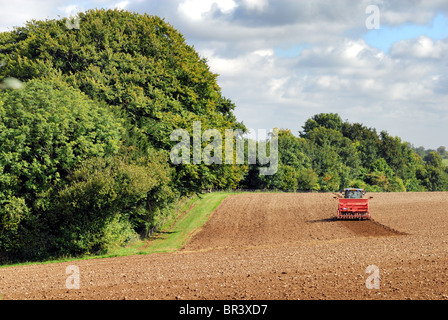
[[240, 113, 448, 193], [0, 10, 446, 264], [412, 145, 448, 160]]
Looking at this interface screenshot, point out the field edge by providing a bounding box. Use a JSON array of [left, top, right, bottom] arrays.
[[0, 192, 233, 269]]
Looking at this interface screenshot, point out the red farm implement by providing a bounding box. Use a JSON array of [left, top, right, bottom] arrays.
[[336, 188, 372, 220]]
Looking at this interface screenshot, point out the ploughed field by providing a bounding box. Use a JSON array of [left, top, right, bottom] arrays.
[[1, 192, 448, 300]]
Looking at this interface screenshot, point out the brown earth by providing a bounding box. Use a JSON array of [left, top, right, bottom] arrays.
[[1, 192, 448, 300]]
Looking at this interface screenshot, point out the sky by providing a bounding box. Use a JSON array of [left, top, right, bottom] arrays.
[[1, 0, 447, 149]]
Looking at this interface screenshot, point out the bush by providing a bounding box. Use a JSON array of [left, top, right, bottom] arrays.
[[0, 79, 127, 262], [388, 177, 407, 192], [50, 155, 160, 256], [0, 78, 125, 205], [348, 179, 368, 190], [297, 167, 320, 191]]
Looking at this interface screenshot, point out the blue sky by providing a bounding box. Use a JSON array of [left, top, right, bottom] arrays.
[[0, 0, 447, 149], [364, 12, 448, 53]]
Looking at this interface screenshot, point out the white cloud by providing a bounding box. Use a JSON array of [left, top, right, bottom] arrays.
[[58, 4, 84, 17], [390, 36, 448, 59], [0, 0, 67, 31], [113, 1, 129, 10], [342, 40, 366, 59], [178, 0, 237, 21], [380, 0, 448, 25], [241, 0, 268, 12]]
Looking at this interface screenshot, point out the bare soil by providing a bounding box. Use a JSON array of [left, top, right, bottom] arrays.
[[1, 192, 448, 300]]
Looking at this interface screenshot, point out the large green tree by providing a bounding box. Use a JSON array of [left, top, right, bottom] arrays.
[[0, 9, 249, 263], [0, 9, 246, 195]]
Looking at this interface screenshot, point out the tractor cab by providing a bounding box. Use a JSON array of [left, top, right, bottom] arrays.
[[343, 188, 365, 199]]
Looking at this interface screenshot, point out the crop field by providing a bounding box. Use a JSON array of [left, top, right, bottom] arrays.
[[1, 192, 448, 300]]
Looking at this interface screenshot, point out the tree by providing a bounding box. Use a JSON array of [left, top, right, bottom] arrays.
[[301, 126, 361, 191], [370, 158, 394, 181], [300, 113, 344, 138], [0, 79, 131, 262], [0, 79, 125, 208], [424, 151, 443, 168], [421, 151, 448, 191], [437, 146, 447, 158], [297, 167, 320, 191], [378, 131, 406, 174], [342, 122, 380, 168], [414, 146, 426, 158], [422, 166, 448, 191], [0, 9, 247, 196], [277, 129, 311, 169]]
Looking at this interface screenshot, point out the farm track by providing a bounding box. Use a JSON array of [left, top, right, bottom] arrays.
[[1, 192, 448, 300]]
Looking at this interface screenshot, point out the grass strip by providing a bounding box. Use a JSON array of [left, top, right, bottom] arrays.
[[138, 192, 232, 254]]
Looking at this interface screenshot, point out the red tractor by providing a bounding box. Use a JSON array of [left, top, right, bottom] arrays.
[[336, 188, 372, 220]]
